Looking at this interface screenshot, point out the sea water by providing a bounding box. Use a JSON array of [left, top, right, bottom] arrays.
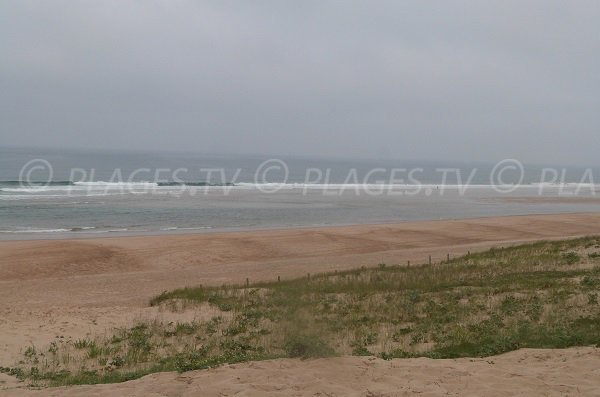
[[1, 146, 599, 239]]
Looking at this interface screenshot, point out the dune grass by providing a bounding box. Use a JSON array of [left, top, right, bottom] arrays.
[[6, 236, 600, 387]]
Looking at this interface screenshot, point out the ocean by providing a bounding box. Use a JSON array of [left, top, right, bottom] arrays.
[[1, 146, 599, 239]]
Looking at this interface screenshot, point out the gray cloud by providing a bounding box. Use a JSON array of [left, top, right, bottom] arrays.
[[1, 0, 599, 165]]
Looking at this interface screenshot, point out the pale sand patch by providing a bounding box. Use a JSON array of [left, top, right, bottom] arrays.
[[1, 347, 599, 396]]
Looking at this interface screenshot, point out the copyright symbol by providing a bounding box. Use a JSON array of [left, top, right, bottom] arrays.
[[254, 159, 289, 193], [19, 159, 54, 188], [490, 159, 524, 193]]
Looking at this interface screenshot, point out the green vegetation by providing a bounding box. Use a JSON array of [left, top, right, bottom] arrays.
[[6, 237, 600, 387]]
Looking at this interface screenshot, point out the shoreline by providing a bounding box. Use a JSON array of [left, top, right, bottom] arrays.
[[1, 210, 597, 242], [3, 212, 600, 286]]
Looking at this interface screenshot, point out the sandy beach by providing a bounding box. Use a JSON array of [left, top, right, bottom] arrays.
[[2, 212, 600, 395]]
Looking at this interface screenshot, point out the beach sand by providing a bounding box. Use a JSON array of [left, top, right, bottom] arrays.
[[2, 212, 600, 395], [2, 347, 599, 396]]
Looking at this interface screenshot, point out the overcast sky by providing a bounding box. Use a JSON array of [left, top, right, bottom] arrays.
[[1, 1, 599, 165]]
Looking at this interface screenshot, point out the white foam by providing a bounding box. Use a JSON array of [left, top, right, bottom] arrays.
[[0, 193, 126, 200], [73, 181, 158, 187], [159, 226, 212, 231], [0, 228, 71, 234]]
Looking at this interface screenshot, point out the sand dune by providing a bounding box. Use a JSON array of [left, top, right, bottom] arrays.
[[2, 347, 599, 396], [2, 213, 600, 394]]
